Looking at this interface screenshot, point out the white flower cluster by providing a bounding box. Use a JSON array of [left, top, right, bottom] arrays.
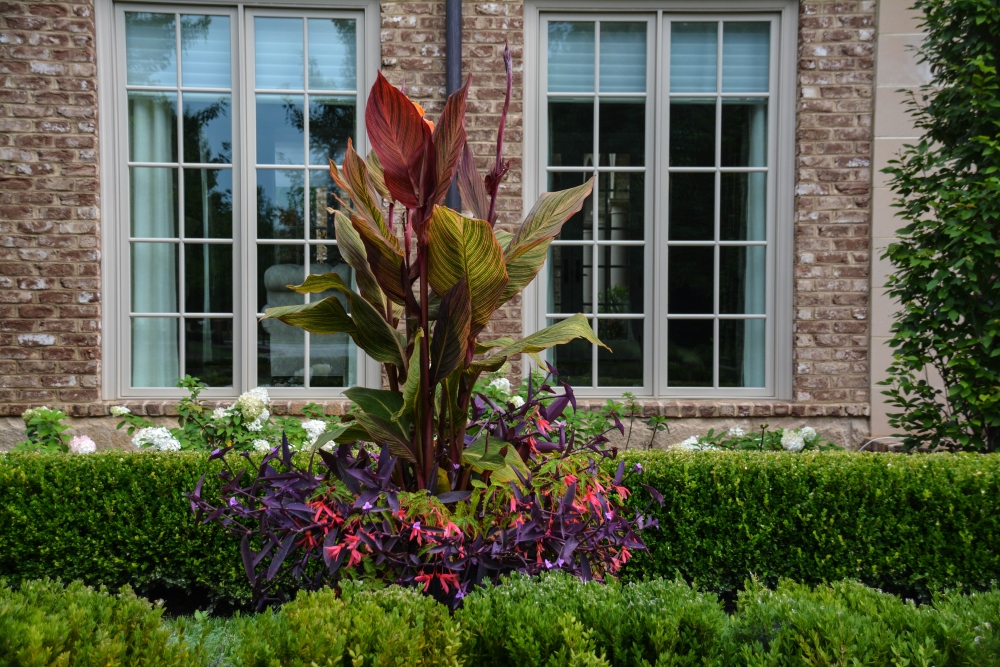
[[132, 427, 182, 452], [488, 377, 512, 395], [235, 387, 270, 431], [727, 426, 746, 438], [780, 430, 805, 452], [212, 407, 229, 420], [69, 434, 96, 454], [510, 395, 525, 408], [21, 406, 50, 423], [252, 439, 272, 453], [677, 436, 717, 451], [109, 406, 131, 417], [302, 419, 327, 445]]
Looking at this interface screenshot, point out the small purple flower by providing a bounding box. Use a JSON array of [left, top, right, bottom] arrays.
[[228, 497, 238, 507], [412, 521, 421, 531], [634, 463, 643, 473], [361, 501, 373, 511]]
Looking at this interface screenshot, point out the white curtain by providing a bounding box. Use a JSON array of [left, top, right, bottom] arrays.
[[130, 92, 180, 387], [742, 104, 767, 387]]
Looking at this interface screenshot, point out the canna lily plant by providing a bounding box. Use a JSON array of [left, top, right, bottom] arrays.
[[262, 45, 602, 493]]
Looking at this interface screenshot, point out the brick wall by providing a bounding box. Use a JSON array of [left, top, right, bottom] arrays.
[[0, 0, 101, 417], [793, 0, 875, 408]]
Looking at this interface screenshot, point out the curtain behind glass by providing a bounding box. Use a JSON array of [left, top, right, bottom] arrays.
[[742, 102, 766, 387], [131, 95, 180, 387]]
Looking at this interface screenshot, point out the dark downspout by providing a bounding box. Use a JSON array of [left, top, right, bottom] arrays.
[[445, 0, 462, 209]]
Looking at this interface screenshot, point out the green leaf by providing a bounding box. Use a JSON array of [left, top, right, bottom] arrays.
[[333, 210, 386, 309], [351, 214, 408, 305], [394, 331, 422, 423], [429, 278, 472, 386], [489, 448, 531, 484], [426, 205, 508, 334], [490, 313, 608, 359], [343, 387, 416, 462], [263, 297, 356, 336]]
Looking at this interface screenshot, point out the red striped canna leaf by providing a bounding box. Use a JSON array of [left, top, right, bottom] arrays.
[[366, 72, 435, 209], [431, 77, 470, 206]]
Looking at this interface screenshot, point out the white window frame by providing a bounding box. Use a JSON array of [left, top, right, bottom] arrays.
[[97, 0, 382, 400], [523, 0, 796, 399]]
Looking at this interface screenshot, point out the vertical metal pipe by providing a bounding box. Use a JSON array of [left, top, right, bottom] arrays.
[[445, 0, 462, 208]]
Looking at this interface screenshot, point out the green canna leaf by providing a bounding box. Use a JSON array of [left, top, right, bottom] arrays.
[[426, 205, 508, 335], [489, 313, 608, 359], [350, 214, 408, 305], [343, 387, 416, 462], [332, 210, 386, 310], [262, 297, 355, 336], [394, 331, 423, 423]]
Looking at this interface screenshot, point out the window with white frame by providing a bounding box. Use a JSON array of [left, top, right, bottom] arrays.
[[108, 2, 371, 397], [536, 9, 790, 397]]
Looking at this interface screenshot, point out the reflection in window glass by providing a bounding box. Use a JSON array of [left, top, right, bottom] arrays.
[[548, 22, 594, 92], [181, 15, 231, 89]]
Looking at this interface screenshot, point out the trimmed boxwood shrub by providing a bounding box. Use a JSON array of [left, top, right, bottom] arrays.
[[619, 451, 1000, 601], [2, 450, 1000, 607], [0, 452, 250, 609]]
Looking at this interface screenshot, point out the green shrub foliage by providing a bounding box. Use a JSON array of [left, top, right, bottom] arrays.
[[619, 451, 1000, 601], [0, 452, 250, 608], [3, 451, 1000, 606], [6, 576, 1000, 666], [0, 579, 194, 666], [881, 0, 1000, 451]]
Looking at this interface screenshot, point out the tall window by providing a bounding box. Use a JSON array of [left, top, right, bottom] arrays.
[[111, 4, 369, 397], [538, 11, 785, 397]]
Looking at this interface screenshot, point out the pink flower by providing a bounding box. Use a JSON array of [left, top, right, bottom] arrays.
[[69, 434, 96, 454]]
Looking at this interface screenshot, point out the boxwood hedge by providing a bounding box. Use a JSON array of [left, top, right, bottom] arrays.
[[1, 450, 998, 607]]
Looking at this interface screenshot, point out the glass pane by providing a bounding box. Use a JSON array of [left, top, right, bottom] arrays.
[[720, 319, 765, 387], [599, 22, 645, 93], [720, 246, 766, 315], [598, 172, 643, 241], [130, 167, 177, 237], [599, 100, 644, 166], [184, 168, 232, 238], [549, 172, 591, 240], [185, 318, 233, 386], [183, 93, 231, 164], [668, 319, 713, 387], [132, 317, 179, 387], [598, 319, 643, 387], [310, 332, 355, 386], [309, 96, 356, 166], [255, 17, 304, 90], [668, 246, 713, 314], [181, 15, 231, 89], [128, 92, 177, 163], [309, 170, 347, 240], [256, 94, 305, 165], [669, 100, 715, 167], [548, 22, 594, 92], [548, 99, 593, 166], [125, 12, 176, 87], [184, 244, 233, 313], [309, 244, 351, 285], [721, 172, 766, 241], [257, 320, 304, 387], [668, 173, 714, 241], [257, 169, 305, 239], [722, 99, 767, 167], [722, 23, 770, 93], [258, 244, 305, 313], [548, 318, 592, 385], [308, 19, 356, 90], [598, 245, 643, 314], [131, 242, 178, 312], [548, 245, 592, 314], [670, 22, 717, 93]]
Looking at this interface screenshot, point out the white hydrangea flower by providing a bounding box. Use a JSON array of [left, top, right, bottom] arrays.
[[21, 406, 50, 423], [488, 377, 512, 396], [800, 426, 818, 443], [252, 439, 272, 453], [727, 426, 746, 438], [510, 395, 525, 408], [679, 436, 702, 450], [212, 407, 229, 420], [109, 406, 130, 417], [302, 419, 327, 444], [235, 387, 270, 421], [69, 434, 96, 454], [132, 427, 182, 452], [781, 430, 805, 452]]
